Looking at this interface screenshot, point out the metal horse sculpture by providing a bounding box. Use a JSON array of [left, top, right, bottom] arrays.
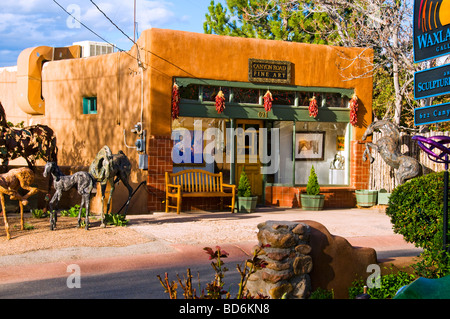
[[89, 146, 132, 228], [362, 119, 421, 185], [0, 167, 39, 239], [0, 102, 58, 171], [43, 162, 95, 230]]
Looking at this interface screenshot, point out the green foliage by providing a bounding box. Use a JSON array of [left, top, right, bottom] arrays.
[[31, 208, 48, 219], [238, 168, 252, 197], [104, 213, 128, 227], [348, 270, 417, 299], [203, 0, 337, 44], [386, 172, 444, 250], [60, 205, 87, 218], [306, 165, 320, 195], [413, 245, 450, 279], [386, 172, 450, 278], [309, 287, 334, 299]]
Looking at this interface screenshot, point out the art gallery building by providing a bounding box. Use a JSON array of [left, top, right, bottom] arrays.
[[0, 28, 373, 214]]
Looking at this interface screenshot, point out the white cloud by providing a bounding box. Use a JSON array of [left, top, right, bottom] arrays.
[[0, 0, 211, 66]]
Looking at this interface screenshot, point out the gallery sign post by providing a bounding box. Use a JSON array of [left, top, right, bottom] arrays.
[[413, 0, 450, 63], [414, 63, 450, 99], [413, 0, 450, 254]]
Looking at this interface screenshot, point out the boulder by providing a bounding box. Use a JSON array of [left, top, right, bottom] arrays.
[[298, 220, 377, 299]]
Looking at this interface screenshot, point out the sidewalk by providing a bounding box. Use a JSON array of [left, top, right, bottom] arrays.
[[0, 207, 422, 284]]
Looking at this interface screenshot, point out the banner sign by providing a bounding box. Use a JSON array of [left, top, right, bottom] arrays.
[[414, 102, 450, 125], [414, 0, 450, 62], [414, 63, 450, 99]]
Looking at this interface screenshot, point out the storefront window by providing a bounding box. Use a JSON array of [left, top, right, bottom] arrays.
[[273, 121, 350, 186], [171, 117, 231, 182], [271, 90, 296, 106], [179, 84, 199, 100], [203, 86, 230, 102], [232, 88, 260, 104], [177, 83, 350, 109]]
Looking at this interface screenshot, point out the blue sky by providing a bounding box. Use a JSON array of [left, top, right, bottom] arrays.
[[0, 0, 222, 67]]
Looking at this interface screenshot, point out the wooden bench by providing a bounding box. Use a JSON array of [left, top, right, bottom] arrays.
[[165, 169, 236, 214]]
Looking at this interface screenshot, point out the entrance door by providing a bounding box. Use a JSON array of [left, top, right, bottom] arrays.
[[235, 119, 264, 202]]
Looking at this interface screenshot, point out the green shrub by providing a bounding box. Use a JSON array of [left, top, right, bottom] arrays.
[[385, 172, 444, 250], [306, 165, 320, 195], [309, 287, 334, 299], [238, 168, 252, 197], [386, 171, 450, 278], [348, 270, 417, 299]]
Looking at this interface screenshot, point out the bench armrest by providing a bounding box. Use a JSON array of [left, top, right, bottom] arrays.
[[222, 184, 236, 193], [166, 184, 181, 193], [222, 184, 235, 188]]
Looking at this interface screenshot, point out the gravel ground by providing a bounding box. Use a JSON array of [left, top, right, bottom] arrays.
[[0, 207, 417, 267]]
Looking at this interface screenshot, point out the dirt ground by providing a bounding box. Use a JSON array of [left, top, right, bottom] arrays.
[[0, 214, 152, 256]]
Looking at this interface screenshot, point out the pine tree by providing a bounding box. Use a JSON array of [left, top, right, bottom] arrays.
[[306, 165, 320, 196], [238, 168, 252, 197]]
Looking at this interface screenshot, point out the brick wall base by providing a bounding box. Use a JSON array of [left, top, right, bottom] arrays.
[[265, 186, 356, 208], [147, 135, 173, 212], [147, 137, 371, 212]]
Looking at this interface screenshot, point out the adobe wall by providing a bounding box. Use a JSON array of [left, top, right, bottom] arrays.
[[0, 49, 149, 214], [141, 29, 374, 210]]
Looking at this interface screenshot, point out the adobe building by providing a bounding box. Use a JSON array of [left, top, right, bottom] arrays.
[[0, 28, 373, 214]]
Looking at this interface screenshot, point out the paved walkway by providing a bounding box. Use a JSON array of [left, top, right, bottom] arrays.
[[0, 207, 422, 284]]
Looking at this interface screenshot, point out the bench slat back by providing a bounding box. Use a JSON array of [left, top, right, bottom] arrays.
[[166, 169, 223, 193]]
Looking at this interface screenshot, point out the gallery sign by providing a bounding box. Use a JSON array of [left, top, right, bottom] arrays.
[[414, 63, 450, 99], [414, 0, 450, 62], [248, 59, 292, 84], [414, 102, 450, 125]]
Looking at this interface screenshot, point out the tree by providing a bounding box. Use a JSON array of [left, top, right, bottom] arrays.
[[303, 0, 417, 126], [204, 0, 338, 44], [205, 0, 421, 127]]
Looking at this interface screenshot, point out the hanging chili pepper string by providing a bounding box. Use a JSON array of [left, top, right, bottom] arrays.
[[263, 89, 273, 112], [171, 83, 180, 120], [309, 95, 318, 118], [349, 94, 359, 126], [215, 90, 226, 114]]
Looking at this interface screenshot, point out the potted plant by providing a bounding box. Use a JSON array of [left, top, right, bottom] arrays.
[[237, 168, 258, 213], [355, 189, 378, 208], [301, 165, 325, 210], [377, 188, 391, 205]]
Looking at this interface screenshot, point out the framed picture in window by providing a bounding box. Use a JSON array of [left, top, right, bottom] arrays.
[[295, 132, 325, 161]]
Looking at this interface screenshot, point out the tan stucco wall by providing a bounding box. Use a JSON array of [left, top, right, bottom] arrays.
[[141, 28, 373, 140], [0, 28, 373, 214], [0, 49, 149, 214]]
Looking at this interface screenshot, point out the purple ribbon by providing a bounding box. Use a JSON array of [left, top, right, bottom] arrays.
[[412, 135, 450, 163]]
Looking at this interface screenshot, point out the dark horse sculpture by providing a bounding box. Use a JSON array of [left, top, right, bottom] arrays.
[[89, 145, 132, 227], [0, 102, 58, 171], [362, 119, 421, 185], [44, 161, 95, 230]]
